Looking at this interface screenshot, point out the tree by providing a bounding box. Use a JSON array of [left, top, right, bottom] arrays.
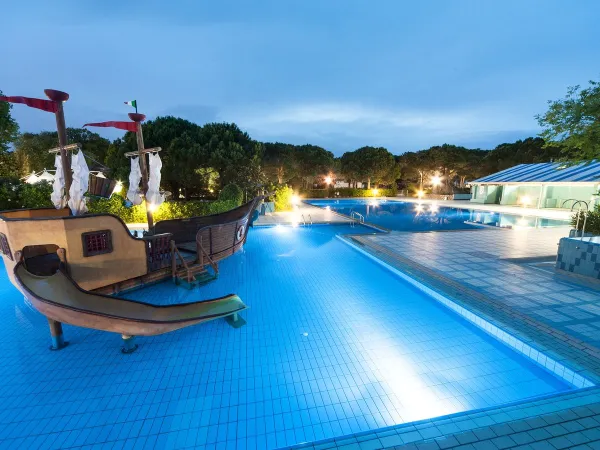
[[536, 79, 600, 160], [350, 146, 395, 189], [263, 142, 297, 184], [0, 90, 19, 178], [294, 145, 334, 188], [13, 128, 110, 177], [200, 122, 264, 190], [482, 137, 564, 173], [340, 151, 362, 187], [0, 90, 19, 153]]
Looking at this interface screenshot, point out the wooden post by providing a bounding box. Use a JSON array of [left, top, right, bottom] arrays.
[[44, 90, 72, 202], [128, 113, 154, 229], [48, 318, 68, 350]]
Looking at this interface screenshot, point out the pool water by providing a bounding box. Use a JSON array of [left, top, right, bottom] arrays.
[[306, 199, 570, 231], [0, 225, 572, 449]]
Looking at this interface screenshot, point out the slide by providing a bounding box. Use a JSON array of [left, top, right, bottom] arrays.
[[13, 263, 247, 337]]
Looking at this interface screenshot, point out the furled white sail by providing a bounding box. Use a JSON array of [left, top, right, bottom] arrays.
[[50, 155, 66, 209], [68, 151, 90, 216], [127, 157, 143, 206], [146, 152, 165, 207]]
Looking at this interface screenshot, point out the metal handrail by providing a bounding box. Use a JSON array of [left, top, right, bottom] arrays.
[[571, 200, 589, 212], [300, 214, 307, 226], [350, 211, 365, 226], [307, 214, 313, 225]]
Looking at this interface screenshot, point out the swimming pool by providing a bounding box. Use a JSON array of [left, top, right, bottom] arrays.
[[306, 199, 570, 231], [0, 224, 575, 449]]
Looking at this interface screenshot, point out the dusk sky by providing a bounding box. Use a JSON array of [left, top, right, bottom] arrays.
[[2, 0, 599, 155]]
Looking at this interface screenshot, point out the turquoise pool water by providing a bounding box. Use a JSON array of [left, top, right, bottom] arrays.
[[306, 199, 570, 231], [0, 225, 572, 449]]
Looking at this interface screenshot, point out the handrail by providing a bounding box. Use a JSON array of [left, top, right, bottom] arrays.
[[308, 214, 313, 225], [196, 235, 219, 274], [571, 200, 589, 212], [350, 211, 364, 227], [300, 214, 307, 226], [171, 240, 194, 283]]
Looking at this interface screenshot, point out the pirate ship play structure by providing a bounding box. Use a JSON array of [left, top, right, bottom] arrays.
[[0, 89, 258, 353]]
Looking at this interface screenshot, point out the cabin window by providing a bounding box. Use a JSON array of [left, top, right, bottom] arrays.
[[0, 233, 12, 261], [82, 230, 113, 257]]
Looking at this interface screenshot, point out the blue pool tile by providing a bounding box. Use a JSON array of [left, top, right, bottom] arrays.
[[0, 225, 576, 449]]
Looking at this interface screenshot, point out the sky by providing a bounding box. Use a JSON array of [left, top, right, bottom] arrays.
[[2, 0, 599, 156]]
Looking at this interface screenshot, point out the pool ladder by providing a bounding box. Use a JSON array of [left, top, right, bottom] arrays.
[[350, 211, 364, 228], [300, 214, 313, 227]]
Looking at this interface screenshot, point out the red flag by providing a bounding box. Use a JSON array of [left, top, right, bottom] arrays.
[[0, 96, 58, 113], [83, 121, 138, 132]]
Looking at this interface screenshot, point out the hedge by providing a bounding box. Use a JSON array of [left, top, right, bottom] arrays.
[[301, 187, 397, 198], [87, 195, 239, 223]]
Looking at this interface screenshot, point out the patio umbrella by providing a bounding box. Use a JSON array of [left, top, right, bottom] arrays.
[[50, 155, 66, 209]]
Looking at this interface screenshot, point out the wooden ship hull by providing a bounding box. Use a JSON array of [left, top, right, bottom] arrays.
[[0, 199, 260, 352]]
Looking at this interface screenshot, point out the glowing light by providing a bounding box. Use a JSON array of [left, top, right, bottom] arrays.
[[415, 203, 424, 213], [430, 203, 439, 213], [517, 217, 529, 227], [324, 176, 332, 185], [372, 188, 379, 196], [325, 205, 331, 211], [417, 190, 424, 199], [147, 203, 159, 213], [112, 181, 123, 195], [369, 200, 379, 207], [291, 195, 301, 206], [431, 175, 442, 186], [519, 195, 531, 207]]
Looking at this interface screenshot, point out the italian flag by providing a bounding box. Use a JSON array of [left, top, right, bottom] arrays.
[[124, 100, 137, 108]]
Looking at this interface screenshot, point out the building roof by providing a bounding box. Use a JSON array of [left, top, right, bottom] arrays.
[[472, 161, 600, 184]]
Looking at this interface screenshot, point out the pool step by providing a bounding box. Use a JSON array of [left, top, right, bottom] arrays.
[[174, 265, 217, 288]]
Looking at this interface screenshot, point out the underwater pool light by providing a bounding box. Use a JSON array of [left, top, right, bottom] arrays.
[[415, 203, 424, 213], [430, 203, 439, 213]]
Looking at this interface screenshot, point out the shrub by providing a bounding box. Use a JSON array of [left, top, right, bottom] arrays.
[[571, 206, 600, 235], [300, 187, 397, 198], [87, 194, 239, 223], [274, 185, 294, 211], [219, 183, 243, 206]]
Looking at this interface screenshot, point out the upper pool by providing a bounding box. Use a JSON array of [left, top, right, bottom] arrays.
[[0, 225, 574, 449], [306, 199, 570, 231]]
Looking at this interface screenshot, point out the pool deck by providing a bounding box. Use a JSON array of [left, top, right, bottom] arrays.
[[285, 201, 600, 449], [254, 203, 352, 226]]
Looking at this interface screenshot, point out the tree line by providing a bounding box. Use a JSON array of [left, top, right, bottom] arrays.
[[0, 77, 598, 197]]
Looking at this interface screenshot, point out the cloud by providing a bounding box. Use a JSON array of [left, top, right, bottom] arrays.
[[227, 102, 540, 154]]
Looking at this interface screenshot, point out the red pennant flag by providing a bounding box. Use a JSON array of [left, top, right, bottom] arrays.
[[83, 121, 138, 132], [0, 95, 58, 113]]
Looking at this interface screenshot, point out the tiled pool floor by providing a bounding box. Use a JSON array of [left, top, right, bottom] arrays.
[[0, 225, 574, 449]]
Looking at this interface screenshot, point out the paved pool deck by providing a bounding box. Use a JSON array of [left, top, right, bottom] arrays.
[[280, 201, 600, 449], [254, 203, 352, 226]]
